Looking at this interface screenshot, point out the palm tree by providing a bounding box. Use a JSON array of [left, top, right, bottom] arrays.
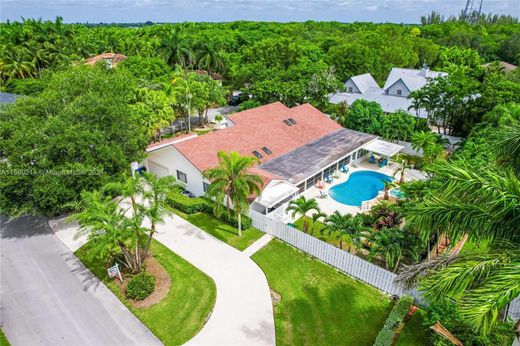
[[159, 29, 193, 68], [407, 93, 423, 118], [369, 227, 405, 272], [310, 210, 326, 235], [325, 212, 368, 251], [140, 173, 178, 255], [382, 180, 395, 200], [204, 151, 263, 236], [74, 190, 147, 274], [195, 42, 225, 75], [286, 196, 320, 233], [393, 155, 414, 184], [411, 131, 443, 163], [396, 143, 520, 334]]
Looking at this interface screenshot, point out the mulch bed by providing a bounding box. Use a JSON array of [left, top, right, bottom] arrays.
[[114, 256, 171, 309]]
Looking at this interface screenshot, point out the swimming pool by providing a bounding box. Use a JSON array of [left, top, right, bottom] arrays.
[[329, 170, 393, 206]]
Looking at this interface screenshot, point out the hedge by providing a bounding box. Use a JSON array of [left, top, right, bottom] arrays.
[[167, 191, 212, 214], [167, 191, 252, 229], [373, 295, 414, 346]]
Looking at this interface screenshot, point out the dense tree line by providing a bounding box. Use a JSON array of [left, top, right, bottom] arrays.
[[2, 17, 519, 95]]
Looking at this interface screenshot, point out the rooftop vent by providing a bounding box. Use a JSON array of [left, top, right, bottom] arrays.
[[282, 119, 292, 126], [252, 150, 263, 159], [288, 118, 297, 124], [261, 147, 272, 155]]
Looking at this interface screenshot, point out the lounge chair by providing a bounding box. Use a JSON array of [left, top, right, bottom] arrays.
[[369, 155, 376, 164], [340, 164, 349, 174], [378, 159, 388, 167], [324, 175, 333, 184], [315, 180, 325, 189], [319, 190, 328, 199]]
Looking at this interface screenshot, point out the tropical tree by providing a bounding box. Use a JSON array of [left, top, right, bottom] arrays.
[[159, 29, 193, 68], [411, 131, 444, 163], [325, 211, 368, 251], [393, 155, 414, 184], [286, 196, 320, 234], [204, 151, 263, 236], [369, 227, 405, 272], [310, 210, 327, 235], [195, 41, 225, 74], [74, 190, 148, 274], [380, 110, 416, 141], [382, 180, 395, 200], [396, 128, 520, 334], [75, 174, 178, 272]]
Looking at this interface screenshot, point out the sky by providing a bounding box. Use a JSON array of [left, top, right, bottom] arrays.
[[1, 0, 519, 24]]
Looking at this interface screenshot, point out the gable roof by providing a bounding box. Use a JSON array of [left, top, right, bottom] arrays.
[[172, 102, 343, 182], [383, 67, 447, 92], [348, 73, 380, 94]]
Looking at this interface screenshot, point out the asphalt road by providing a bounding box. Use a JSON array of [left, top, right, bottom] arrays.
[[0, 215, 162, 346]]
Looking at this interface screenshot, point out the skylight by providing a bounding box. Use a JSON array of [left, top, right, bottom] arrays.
[[252, 150, 263, 159], [283, 119, 292, 126], [261, 147, 272, 155], [288, 118, 297, 124]]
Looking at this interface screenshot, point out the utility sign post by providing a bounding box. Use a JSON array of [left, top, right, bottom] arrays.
[[107, 263, 123, 282]]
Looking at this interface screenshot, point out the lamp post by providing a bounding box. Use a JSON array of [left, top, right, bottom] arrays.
[[186, 93, 192, 133]]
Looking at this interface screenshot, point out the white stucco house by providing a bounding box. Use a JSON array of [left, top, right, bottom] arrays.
[[143, 102, 391, 216], [329, 66, 447, 118]]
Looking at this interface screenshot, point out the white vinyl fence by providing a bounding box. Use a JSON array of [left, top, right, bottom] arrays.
[[250, 210, 520, 321], [250, 210, 403, 296]]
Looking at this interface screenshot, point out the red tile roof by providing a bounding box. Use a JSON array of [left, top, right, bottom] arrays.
[[84, 53, 128, 66], [173, 102, 342, 184]]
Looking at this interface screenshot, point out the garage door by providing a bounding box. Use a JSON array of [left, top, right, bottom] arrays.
[[148, 160, 170, 178]]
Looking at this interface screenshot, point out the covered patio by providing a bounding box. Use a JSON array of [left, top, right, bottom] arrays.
[[361, 139, 404, 167]]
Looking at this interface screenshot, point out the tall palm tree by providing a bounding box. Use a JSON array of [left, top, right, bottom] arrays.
[[326, 212, 369, 251], [195, 42, 225, 75], [369, 227, 405, 272], [286, 196, 320, 234], [159, 29, 193, 68], [204, 151, 263, 236]]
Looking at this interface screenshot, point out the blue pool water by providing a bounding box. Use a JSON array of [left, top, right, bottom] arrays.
[[329, 170, 393, 206]]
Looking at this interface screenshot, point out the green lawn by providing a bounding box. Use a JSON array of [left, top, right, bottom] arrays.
[[396, 309, 430, 346], [177, 211, 264, 251], [294, 216, 353, 251], [75, 240, 216, 346], [0, 329, 9, 346], [252, 239, 393, 346]]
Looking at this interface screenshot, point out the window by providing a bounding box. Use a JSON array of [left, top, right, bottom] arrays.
[[176, 170, 187, 183], [283, 119, 292, 126], [347, 87, 353, 93], [252, 150, 263, 159], [203, 182, 210, 192], [297, 182, 305, 193], [261, 147, 272, 155], [397, 89, 402, 96], [306, 172, 322, 189], [288, 118, 297, 125]]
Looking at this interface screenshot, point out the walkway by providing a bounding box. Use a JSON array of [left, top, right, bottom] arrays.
[[243, 234, 273, 257], [154, 214, 276, 346], [0, 215, 162, 346]]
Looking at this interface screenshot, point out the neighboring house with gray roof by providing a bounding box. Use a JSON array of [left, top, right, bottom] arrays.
[[329, 66, 447, 118], [0, 92, 21, 106]]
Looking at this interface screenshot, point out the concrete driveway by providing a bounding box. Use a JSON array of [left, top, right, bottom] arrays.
[[0, 215, 162, 346], [154, 214, 275, 346]]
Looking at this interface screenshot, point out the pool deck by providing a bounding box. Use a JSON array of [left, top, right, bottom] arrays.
[[300, 159, 426, 217]]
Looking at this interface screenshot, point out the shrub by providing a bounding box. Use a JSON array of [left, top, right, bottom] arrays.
[[126, 272, 155, 300], [167, 191, 212, 214], [215, 210, 252, 229], [373, 295, 414, 346]]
